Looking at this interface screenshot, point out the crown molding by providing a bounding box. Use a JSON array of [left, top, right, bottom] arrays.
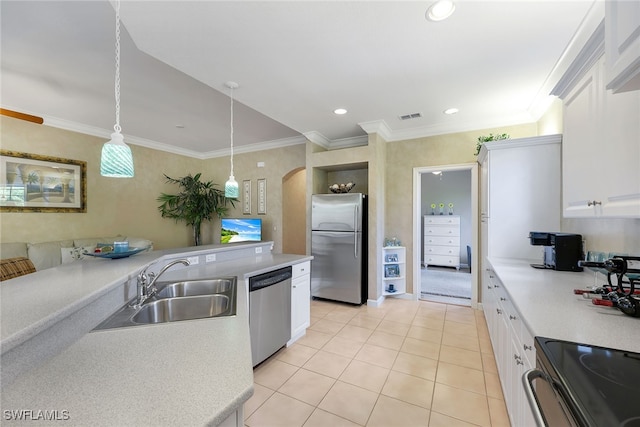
[[358, 119, 392, 141], [550, 2, 605, 99], [202, 135, 307, 159], [36, 113, 307, 159], [303, 131, 331, 149]]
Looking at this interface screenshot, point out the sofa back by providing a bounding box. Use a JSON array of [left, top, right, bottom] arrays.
[[1, 236, 153, 272]]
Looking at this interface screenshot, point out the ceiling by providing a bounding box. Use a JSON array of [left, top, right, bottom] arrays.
[[1, 1, 598, 159]]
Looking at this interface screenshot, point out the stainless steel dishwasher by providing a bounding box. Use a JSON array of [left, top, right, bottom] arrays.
[[249, 266, 292, 367]]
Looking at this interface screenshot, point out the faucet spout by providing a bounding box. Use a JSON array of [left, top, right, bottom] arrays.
[[133, 258, 191, 307]]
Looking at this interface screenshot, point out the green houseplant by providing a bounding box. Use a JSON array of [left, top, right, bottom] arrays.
[[157, 173, 235, 246], [475, 133, 510, 155]]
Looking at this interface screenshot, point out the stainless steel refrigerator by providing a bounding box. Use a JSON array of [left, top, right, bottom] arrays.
[[311, 193, 367, 304]]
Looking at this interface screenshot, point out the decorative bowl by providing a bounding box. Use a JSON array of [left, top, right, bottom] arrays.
[[329, 182, 355, 193]]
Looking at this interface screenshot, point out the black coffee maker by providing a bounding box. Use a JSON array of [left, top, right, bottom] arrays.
[[529, 232, 584, 272]]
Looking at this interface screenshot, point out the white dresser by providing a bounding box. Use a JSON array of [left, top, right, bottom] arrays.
[[423, 215, 460, 269]]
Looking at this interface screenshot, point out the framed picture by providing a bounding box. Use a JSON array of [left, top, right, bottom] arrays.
[[257, 178, 266, 215], [385, 254, 399, 263], [385, 264, 400, 278], [0, 150, 86, 213], [243, 180, 251, 214]]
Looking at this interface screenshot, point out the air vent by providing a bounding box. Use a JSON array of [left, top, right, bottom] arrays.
[[399, 112, 422, 120]]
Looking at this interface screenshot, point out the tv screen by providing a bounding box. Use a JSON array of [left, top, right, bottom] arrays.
[[221, 218, 262, 244]]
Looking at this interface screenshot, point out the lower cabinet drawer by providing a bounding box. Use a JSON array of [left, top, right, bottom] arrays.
[[292, 261, 310, 278]]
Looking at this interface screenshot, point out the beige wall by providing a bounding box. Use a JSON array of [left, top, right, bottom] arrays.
[[0, 116, 306, 251], [201, 144, 306, 253], [0, 116, 202, 249]]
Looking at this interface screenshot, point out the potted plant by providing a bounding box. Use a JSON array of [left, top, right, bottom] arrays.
[[157, 173, 235, 246], [475, 133, 510, 155]]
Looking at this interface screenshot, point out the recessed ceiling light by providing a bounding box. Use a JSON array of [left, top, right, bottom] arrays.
[[444, 108, 459, 115], [175, 124, 185, 128], [334, 108, 347, 115], [426, 0, 456, 22]]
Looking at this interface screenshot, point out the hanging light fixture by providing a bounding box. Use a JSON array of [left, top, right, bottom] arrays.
[[100, 0, 134, 178], [224, 81, 239, 198]]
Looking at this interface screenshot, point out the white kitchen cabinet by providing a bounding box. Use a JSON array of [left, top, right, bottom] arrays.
[[382, 246, 406, 296], [423, 215, 460, 269], [288, 261, 310, 345], [478, 135, 561, 265], [605, 0, 640, 93], [483, 267, 536, 427], [218, 408, 244, 427], [562, 55, 640, 218]]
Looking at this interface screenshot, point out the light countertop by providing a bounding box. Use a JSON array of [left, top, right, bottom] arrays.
[[1, 243, 312, 426], [488, 257, 640, 353]]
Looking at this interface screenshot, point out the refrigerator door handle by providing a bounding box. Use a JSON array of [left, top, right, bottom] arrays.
[[354, 206, 358, 257]]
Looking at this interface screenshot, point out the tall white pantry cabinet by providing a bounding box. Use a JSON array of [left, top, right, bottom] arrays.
[[478, 134, 562, 269]]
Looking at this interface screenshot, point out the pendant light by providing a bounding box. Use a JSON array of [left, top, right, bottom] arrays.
[[100, 0, 134, 178], [224, 81, 239, 198]]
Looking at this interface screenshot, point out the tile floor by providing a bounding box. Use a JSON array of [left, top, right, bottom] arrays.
[[244, 297, 510, 427]]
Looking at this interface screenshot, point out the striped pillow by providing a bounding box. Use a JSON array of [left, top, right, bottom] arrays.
[[0, 257, 36, 281]]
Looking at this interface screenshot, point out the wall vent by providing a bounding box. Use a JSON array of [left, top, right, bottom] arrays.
[[399, 112, 422, 120]]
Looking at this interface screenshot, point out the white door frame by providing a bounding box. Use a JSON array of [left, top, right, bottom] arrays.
[[412, 163, 479, 308]]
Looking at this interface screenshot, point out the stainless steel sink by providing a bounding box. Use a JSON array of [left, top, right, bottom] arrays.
[[132, 294, 232, 324], [156, 278, 234, 298], [92, 276, 237, 331]]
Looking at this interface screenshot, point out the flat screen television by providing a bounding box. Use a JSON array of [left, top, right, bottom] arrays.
[[220, 218, 262, 244]]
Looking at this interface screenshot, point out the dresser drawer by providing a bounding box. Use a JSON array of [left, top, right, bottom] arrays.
[[424, 254, 460, 267], [424, 216, 460, 226], [423, 236, 459, 246], [424, 226, 460, 237], [424, 245, 460, 256]]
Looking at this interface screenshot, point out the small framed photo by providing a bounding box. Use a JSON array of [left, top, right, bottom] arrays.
[[242, 180, 251, 214], [385, 254, 398, 263], [385, 264, 400, 278]]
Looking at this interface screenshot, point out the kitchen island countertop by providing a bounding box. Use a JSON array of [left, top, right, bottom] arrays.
[[1, 243, 312, 426], [488, 257, 640, 353]]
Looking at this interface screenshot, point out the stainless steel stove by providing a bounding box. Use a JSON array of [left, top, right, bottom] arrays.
[[525, 337, 640, 427]]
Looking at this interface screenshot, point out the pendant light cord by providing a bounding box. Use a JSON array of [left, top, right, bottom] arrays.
[[114, 0, 121, 134], [229, 85, 234, 177]]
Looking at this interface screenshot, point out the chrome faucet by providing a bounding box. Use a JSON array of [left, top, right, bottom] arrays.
[[133, 259, 190, 307]]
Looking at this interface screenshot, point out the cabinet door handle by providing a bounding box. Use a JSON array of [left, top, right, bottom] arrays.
[[523, 344, 533, 351], [587, 200, 602, 206], [500, 297, 506, 301], [496, 308, 502, 315], [509, 315, 517, 321]]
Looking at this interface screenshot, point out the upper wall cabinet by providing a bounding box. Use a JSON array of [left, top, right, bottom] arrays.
[[562, 55, 640, 218], [605, 0, 640, 93]]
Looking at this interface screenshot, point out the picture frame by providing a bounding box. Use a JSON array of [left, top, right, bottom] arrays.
[[385, 254, 399, 263], [384, 264, 400, 278], [0, 150, 86, 213], [243, 180, 251, 214], [257, 178, 267, 215]]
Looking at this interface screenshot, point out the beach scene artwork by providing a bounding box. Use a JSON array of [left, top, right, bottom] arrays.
[[221, 218, 262, 243]]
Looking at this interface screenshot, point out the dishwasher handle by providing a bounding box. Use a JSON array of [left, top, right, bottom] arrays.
[[249, 267, 292, 292]]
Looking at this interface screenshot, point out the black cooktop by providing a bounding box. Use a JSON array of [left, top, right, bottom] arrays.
[[536, 337, 640, 427]]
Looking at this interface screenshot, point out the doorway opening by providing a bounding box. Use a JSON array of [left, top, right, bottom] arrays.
[[412, 163, 478, 307]]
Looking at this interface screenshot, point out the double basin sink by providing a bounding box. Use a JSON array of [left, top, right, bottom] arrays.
[[93, 277, 237, 331]]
